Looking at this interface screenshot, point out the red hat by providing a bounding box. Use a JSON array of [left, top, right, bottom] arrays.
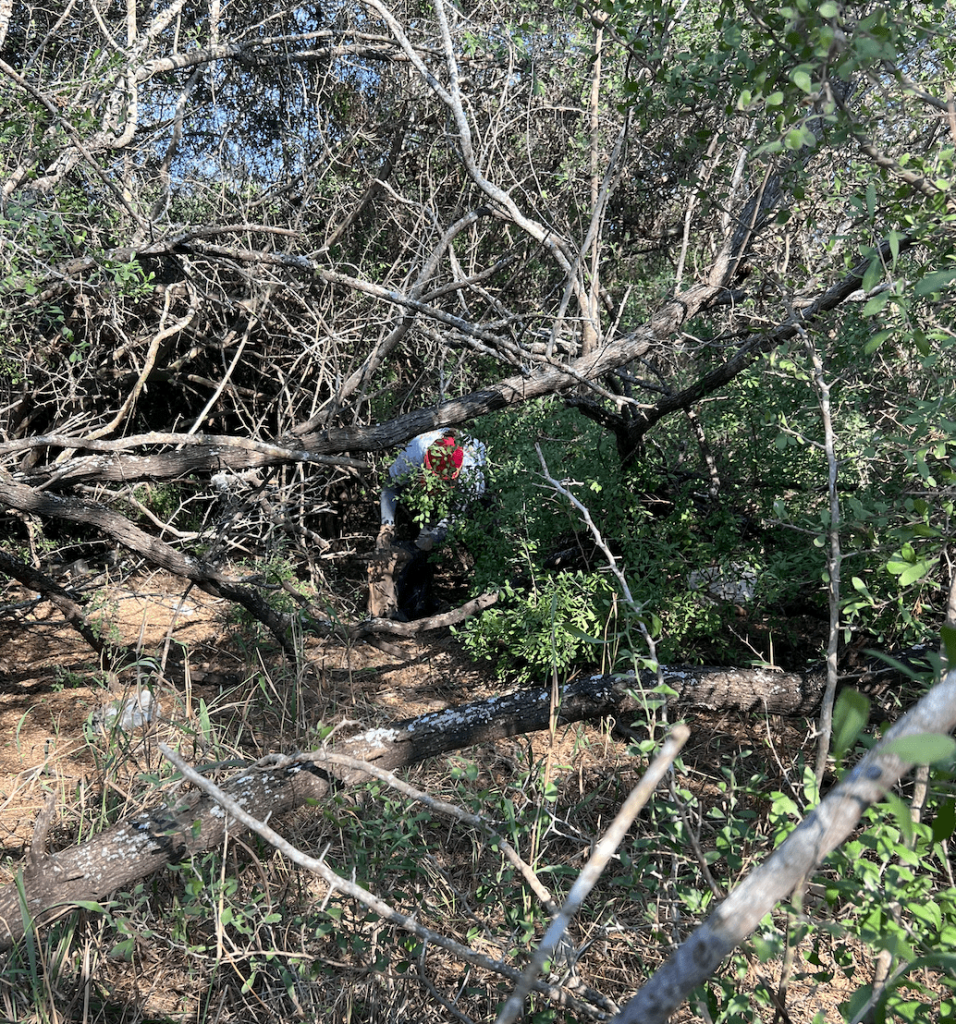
[[424, 436, 464, 481]]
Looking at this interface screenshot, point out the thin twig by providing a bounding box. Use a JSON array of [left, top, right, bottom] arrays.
[[801, 335, 841, 788], [495, 725, 690, 1024]]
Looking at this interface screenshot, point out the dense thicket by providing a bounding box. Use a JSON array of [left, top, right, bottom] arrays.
[[1, 1, 956, 1021], [0, 0, 952, 654]]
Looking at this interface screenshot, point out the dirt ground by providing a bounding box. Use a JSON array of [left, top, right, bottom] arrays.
[[0, 564, 499, 856], [0, 565, 918, 1022]]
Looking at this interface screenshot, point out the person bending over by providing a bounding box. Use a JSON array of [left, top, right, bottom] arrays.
[[378, 429, 486, 551]]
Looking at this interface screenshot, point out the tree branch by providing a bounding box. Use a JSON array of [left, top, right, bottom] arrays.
[[613, 667, 956, 1024]]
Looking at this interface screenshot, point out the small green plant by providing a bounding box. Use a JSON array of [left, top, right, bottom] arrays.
[[225, 549, 304, 640], [99, 256, 154, 299], [84, 589, 123, 646], [457, 571, 617, 683], [131, 482, 186, 524], [51, 666, 89, 692]]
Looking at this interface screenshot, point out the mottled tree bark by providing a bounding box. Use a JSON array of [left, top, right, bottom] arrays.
[[0, 659, 855, 950]]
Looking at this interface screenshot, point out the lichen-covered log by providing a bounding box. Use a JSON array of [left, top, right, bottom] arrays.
[[0, 762, 332, 951], [0, 674, 611, 950], [660, 665, 828, 716], [0, 657, 903, 951]]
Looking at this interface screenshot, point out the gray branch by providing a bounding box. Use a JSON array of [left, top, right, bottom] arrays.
[[613, 667, 956, 1024]]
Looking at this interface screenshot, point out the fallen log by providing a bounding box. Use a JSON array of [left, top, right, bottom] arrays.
[[0, 432, 366, 486], [0, 655, 921, 951]]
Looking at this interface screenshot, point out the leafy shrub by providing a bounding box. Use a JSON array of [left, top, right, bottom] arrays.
[[457, 571, 617, 683]]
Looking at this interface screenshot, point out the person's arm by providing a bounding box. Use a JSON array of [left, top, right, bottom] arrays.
[[380, 485, 399, 525]]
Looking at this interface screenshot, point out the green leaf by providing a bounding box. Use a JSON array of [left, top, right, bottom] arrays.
[[862, 293, 890, 317], [884, 733, 956, 764], [897, 556, 939, 587], [861, 257, 883, 293], [914, 268, 956, 296], [865, 649, 933, 684], [71, 900, 114, 913], [565, 625, 606, 644], [109, 937, 136, 961], [883, 791, 915, 848], [792, 69, 813, 93], [833, 688, 870, 761], [931, 798, 956, 844], [942, 624, 956, 668], [863, 328, 893, 353], [819, 0, 839, 15]]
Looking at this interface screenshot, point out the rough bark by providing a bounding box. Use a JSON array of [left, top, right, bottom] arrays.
[[0, 657, 890, 951], [0, 433, 366, 486], [355, 591, 500, 638]]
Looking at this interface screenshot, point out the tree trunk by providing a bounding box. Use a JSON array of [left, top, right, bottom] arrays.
[[0, 659, 853, 951]]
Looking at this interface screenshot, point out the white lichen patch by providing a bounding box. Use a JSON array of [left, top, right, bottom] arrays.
[[359, 727, 405, 746]]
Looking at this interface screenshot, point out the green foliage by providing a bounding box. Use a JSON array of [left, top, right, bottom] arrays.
[[458, 571, 617, 682], [825, 792, 956, 1022], [2, 0, 956, 1018], [131, 482, 183, 523], [458, 396, 834, 675], [388, 460, 485, 530], [669, 741, 956, 1024], [831, 687, 871, 765], [225, 548, 305, 641]]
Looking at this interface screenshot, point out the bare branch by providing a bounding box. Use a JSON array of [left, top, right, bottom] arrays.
[[496, 725, 690, 1024]]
